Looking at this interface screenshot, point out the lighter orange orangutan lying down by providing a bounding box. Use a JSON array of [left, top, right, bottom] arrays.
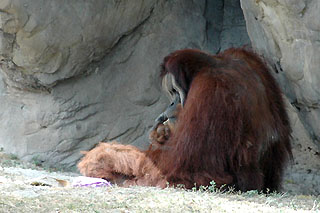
[[78, 122, 175, 188], [78, 48, 292, 192]]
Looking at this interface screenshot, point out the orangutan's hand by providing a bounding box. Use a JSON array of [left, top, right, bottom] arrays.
[[149, 122, 173, 145]]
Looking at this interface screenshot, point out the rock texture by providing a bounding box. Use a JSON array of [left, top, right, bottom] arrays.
[[240, 0, 320, 194], [0, 0, 249, 167], [240, 0, 320, 145]]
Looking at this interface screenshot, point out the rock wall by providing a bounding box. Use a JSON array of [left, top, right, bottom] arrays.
[[0, 0, 249, 167], [240, 0, 320, 195], [240, 0, 320, 145]]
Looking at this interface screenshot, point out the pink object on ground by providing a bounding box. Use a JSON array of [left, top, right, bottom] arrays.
[[72, 176, 112, 187]]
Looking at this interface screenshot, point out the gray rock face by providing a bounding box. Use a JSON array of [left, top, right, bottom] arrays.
[[240, 0, 320, 144], [240, 0, 320, 194], [0, 0, 249, 167]]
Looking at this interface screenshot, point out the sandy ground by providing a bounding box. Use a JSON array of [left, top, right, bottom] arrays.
[[0, 152, 319, 213]]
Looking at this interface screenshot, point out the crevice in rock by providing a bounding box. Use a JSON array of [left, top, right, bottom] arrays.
[[108, 126, 135, 142], [203, 0, 224, 54], [51, 5, 155, 92], [203, 0, 209, 44], [104, 7, 155, 57]]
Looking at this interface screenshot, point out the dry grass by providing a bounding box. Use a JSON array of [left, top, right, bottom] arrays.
[[0, 152, 319, 213], [1, 186, 319, 213]]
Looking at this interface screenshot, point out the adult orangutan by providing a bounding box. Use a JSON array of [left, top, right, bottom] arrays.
[[78, 48, 292, 192]]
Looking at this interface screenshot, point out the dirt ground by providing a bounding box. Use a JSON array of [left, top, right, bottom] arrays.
[[0, 152, 319, 213]]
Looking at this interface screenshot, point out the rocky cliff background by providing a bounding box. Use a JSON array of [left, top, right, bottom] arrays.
[[0, 0, 319, 194]]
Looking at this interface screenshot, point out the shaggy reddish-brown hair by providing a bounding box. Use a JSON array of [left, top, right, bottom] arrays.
[[78, 142, 166, 187], [78, 48, 292, 192]]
